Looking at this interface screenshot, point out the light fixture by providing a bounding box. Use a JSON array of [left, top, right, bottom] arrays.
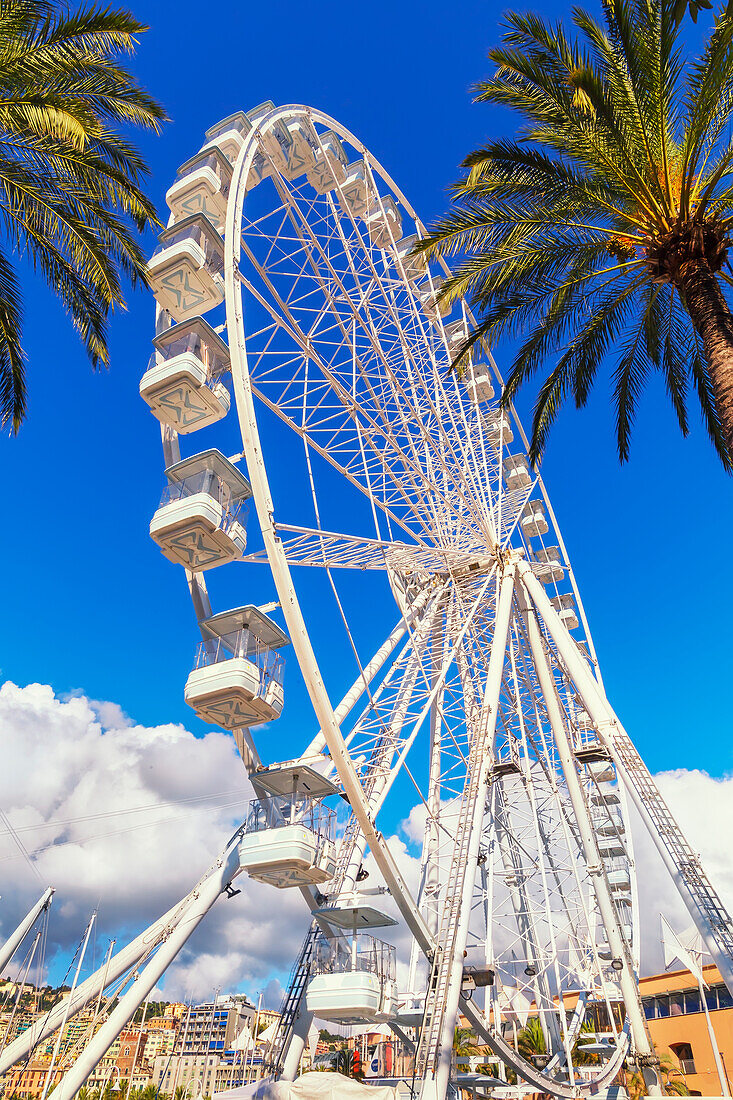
[[611, 958, 624, 971], [524, 965, 537, 977]]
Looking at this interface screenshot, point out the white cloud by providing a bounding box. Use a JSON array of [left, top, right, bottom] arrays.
[[0, 681, 310, 1002], [2, 680, 732, 1014], [631, 768, 733, 975]]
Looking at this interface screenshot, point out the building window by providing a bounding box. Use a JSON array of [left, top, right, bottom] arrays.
[[671, 1042, 696, 1075]]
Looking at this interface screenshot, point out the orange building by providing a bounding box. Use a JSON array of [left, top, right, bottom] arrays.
[[640, 963, 733, 1095], [1, 1061, 64, 1099]]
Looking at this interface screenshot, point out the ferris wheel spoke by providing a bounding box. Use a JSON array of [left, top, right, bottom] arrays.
[[240, 178, 497, 545]]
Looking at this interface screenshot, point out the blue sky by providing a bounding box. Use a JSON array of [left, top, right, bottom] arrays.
[[0, 0, 731, 1008], [1, 0, 732, 805]]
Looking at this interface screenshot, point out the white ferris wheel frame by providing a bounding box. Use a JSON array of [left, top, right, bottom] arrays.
[[3, 103, 733, 1100]]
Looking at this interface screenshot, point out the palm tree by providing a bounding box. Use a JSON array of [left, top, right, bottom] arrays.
[[625, 1047, 691, 1097], [571, 1019, 600, 1066], [0, 0, 165, 430], [418, 0, 733, 469], [515, 1016, 547, 1062], [453, 1026, 481, 1056]]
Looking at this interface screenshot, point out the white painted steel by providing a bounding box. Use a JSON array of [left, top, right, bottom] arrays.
[[0, 887, 53, 975], [49, 837, 242, 1100], [116, 99, 733, 1100]]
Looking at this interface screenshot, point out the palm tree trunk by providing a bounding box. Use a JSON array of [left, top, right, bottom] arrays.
[[681, 264, 733, 460]]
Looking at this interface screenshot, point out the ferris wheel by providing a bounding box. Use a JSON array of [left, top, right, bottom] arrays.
[[4, 102, 733, 1100]]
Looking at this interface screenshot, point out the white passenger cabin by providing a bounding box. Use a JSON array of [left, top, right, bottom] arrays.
[[533, 545, 564, 584], [365, 196, 402, 248], [258, 115, 296, 175], [597, 836, 626, 859], [203, 110, 253, 163], [203, 103, 276, 165], [166, 148, 232, 229], [415, 280, 441, 319], [185, 604, 290, 728], [550, 593, 579, 631], [607, 869, 632, 895], [463, 363, 494, 403], [483, 409, 513, 444], [270, 117, 318, 181], [587, 760, 616, 783], [595, 808, 625, 837], [443, 318, 468, 349], [307, 130, 347, 193], [140, 318, 230, 433], [238, 776, 336, 889], [149, 449, 250, 571], [306, 934, 397, 1025], [147, 215, 225, 323], [503, 454, 532, 490], [393, 234, 426, 281], [339, 160, 368, 219], [521, 498, 548, 537]]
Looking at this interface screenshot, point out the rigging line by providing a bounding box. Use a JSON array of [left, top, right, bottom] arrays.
[[0, 797, 249, 864], [300, 355, 382, 725], [0, 788, 252, 837], [0, 929, 42, 1060], [23, 913, 92, 1075], [0, 807, 42, 883]]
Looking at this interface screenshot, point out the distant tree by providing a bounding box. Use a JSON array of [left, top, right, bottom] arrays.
[[0, 0, 166, 431], [516, 1016, 547, 1062]]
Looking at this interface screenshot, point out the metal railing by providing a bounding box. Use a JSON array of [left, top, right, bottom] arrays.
[[311, 934, 395, 983], [243, 794, 334, 838], [193, 629, 284, 687], [159, 470, 246, 524], [154, 219, 224, 275], [148, 334, 229, 381]]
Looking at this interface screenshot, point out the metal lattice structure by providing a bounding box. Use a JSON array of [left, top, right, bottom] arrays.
[[4, 102, 733, 1100]]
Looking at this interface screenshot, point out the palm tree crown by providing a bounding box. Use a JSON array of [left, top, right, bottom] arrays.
[[0, 0, 166, 430], [419, 0, 733, 468]]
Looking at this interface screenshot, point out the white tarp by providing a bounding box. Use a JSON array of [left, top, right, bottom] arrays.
[[660, 915, 706, 986], [213, 1071, 396, 1100]]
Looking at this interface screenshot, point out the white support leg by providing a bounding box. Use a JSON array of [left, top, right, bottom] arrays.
[[518, 559, 733, 998], [280, 1005, 312, 1081], [0, 838, 244, 1075], [517, 565, 662, 1094], [423, 563, 516, 1100], [50, 840, 241, 1100], [0, 887, 53, 975]]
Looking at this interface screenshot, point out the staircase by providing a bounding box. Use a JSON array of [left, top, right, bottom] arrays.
[[263, 922, 320, 1075], [263, 803, 375, 1075], [611, 728, 733, 963]]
